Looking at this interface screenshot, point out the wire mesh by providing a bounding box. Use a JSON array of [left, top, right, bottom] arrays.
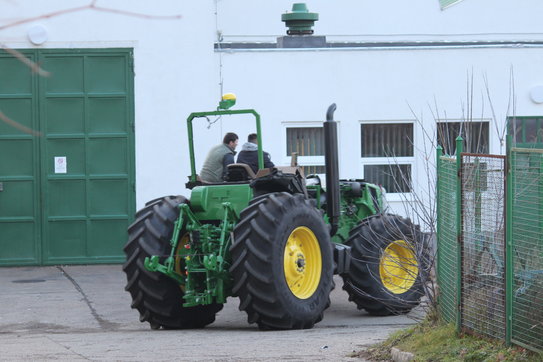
[[460, 154, 506, 340], [437, 156, 459, 324], [437, 146, 542, 351], [510, 149, 543, 352]]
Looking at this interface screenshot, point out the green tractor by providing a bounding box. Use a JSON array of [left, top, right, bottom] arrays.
[[123, 97, 428, 330]]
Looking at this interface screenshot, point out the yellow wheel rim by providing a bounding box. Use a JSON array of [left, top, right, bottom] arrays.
[[174, 233, 190, 293], [379, 240, 418, 294], [283, 226, 322, 299]]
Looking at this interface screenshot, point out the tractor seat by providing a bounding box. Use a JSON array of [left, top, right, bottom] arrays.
[[225, 163, 256, 182]]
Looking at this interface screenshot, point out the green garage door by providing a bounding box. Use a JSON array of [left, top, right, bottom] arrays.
[[0, 49, 135, 266], [0, 52, 40, 265]]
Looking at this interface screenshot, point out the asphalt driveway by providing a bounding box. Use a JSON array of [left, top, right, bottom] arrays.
[[0, 265, 417, 361]]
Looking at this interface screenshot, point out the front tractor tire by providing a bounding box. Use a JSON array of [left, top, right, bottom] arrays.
[[230, 192, 334, 330], [342, 214, 427, 316], [123, 196, 223, 329]]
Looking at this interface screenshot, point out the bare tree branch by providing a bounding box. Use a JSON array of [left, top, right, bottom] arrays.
[[0, 1, 183, 136], [0, 110, 42, 137], [0, 4, 90, 31], [0, 44, 50, 76], [90, 4, 183, 20], [0, 1, 182, 32]]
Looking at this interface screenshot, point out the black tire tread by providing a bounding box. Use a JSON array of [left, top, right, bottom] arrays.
[[341, 214, 426, 316], [230, 192, 333, 330], [123, 195, 223, 329]]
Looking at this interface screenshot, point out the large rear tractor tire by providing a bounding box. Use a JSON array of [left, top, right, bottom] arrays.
[[342, 214, 427, 316], [123, 196, 223, 329], [230, 192, 334, 330]]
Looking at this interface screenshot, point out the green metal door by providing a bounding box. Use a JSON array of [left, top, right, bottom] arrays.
[[0, 51, 40, 265], [0, 49, 135, 265]]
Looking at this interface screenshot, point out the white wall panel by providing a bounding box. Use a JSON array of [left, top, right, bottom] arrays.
[[3, 0, 543, 212]]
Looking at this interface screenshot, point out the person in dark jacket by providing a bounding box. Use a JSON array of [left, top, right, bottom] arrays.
[[200, 132, 238, 182], [236, 133, 274, 174]]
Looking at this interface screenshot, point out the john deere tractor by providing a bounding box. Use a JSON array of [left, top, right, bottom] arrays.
[[123, 97, 427, 330]]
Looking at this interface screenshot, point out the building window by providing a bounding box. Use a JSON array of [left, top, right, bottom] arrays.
[[286, 127, 324, 156], [507, 117, 543, 146], [437, 121, 489, 155], [300, 165, 326, 174], [360, 122, 414, 193], [361, 123, 413, 157], [364, 164, 412, 194], [286, 126, 325, 175]]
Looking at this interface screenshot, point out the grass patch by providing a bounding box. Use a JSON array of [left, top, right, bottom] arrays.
[[356, 319, 542, 361]]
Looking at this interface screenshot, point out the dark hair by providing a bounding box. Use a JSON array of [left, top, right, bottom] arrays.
[[223, 132, 238, 144], [248, 133, 257, 142]]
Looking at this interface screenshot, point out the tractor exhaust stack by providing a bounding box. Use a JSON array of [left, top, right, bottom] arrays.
[[324, 103, 340, 236]]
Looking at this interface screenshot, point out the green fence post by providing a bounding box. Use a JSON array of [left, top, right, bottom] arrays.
[[474, 157, 482, 235], [455, 136, 463, 334], [436, 145, 443, 317], [505, 134, 513, 346]]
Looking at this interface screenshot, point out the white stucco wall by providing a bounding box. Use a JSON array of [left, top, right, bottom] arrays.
[[217, 0, 543, 43], [217, 46, 543, 217], [2, 0, 543, 213], [215, 0, 543, 219], [1, 1, 218, 206]]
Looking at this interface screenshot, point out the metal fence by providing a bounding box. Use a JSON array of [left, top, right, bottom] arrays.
[[460, 154, 506, 340], [510, 148, 543, 351], [436, 152, 459, 325], [436, 138, 543, 353]]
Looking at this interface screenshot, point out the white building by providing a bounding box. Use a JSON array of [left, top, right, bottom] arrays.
[[1, 0, 543, 264]]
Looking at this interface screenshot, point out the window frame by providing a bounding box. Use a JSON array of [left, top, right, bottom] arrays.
[[507, 116, 543, 147], [282, 121, 339, 175], [436, 118, 491, 155], [359, 119, 415, 199]]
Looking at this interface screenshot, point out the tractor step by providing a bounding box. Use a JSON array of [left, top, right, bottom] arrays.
[[333, 243, 351, 275]]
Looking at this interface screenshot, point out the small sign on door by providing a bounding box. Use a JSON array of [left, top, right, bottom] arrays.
[[54, 156, 67, 174]]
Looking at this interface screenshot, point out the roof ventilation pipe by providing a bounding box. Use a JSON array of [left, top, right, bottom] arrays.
[[278, 3, 326, 48], [281, 3, 318, 35]]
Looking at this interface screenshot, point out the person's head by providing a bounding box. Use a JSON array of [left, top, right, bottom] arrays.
[[223, 132, 239, 149], [248, 133, 258, 144]]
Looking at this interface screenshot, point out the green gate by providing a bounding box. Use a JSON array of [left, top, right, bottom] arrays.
[[509, 147, 543, 351], [437, 136, 543, 353], [0, 49, 135, 266]]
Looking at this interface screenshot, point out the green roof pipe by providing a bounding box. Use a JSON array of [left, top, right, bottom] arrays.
[[281, 3, 318, 35]]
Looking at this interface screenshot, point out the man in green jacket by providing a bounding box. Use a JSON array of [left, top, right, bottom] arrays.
[[199, 132, 239, 182]]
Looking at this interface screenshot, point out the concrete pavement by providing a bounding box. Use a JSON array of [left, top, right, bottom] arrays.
[[0, 265, 417, 361]]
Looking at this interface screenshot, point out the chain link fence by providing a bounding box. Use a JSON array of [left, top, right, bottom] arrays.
[[436, 140, 542, 353], [460, 154, 506, 340], [510, 148, 543, 351]]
